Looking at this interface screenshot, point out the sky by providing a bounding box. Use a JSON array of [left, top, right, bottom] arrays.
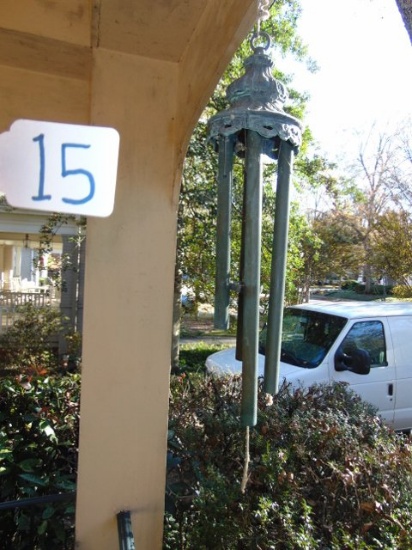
[[277, 0, 412, 162]]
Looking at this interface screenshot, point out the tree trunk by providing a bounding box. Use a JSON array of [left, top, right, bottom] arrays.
[[395, 0, 412, 44]]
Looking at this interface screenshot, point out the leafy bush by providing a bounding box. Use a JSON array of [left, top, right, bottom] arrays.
[[165, 376, 412, 549], [0, 303, 81, 376], [392, 285, 412, 299], [0, 303, 65, 376], [340, 280, 359, 291], [340, 281, 393, 297], [175, 343, 224, 375], [370, 284, 393, 296], [2, 340, 412, 549], [0, 374, 80, 549]]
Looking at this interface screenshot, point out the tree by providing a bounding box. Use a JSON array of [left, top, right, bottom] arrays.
[[289, 210, 322, 302], [384, 119, 412, 208], [310, 208, 365, 282], [300, 123, 412, 291], [371, 209, 412, 287], [347, 125, 412, 289], [305, 126, 411, 291]]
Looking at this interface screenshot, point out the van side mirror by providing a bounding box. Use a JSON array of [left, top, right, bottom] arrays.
[[335, 348, 371, 375]]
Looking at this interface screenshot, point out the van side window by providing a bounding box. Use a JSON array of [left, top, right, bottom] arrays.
[[340, 321, 387, 368]]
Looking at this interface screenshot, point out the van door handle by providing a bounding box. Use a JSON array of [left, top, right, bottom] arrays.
[[388, 383, 393, 396]]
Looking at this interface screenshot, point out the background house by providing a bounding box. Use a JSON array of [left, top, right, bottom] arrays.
[[0, 203, 84, 338]]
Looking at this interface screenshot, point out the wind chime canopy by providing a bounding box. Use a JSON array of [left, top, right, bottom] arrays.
[[208, 32, 302, 159]]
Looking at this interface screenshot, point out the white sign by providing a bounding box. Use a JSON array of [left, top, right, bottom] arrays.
[[0, 119, 120, 217]]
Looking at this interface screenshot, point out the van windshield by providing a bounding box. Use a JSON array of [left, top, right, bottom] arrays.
[[259, 308, 347, 368]]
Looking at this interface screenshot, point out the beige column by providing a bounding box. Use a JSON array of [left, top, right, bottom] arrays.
[[75, 51, 180, 548], [74, 2, 257, 548]]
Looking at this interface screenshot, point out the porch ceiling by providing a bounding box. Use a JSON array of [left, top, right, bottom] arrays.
[[96, 0, 208, 62], [0, 0, 218, 68], [0, 0, 256, 143]]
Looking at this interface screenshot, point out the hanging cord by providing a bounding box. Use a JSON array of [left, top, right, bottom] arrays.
[[240, 426, 250, 493], [256, 0, 271, 33], [258, 0, 271, 21], [253, 0, 273, 51]]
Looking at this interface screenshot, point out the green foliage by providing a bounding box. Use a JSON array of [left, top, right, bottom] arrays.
[[309, 128, 412, 289], [0, 303, 67, 376], [34, 213, 85, 291], [392, 285, 412, 299], [177, 0, 323, 312], [340, 281, 393, 297], [282, 204, 322, 303], [0, 374, 80, 549], [175, 343, 225, 376], [312, 211, 365, 283], [2, 339, 412, 548], [177, 120, 218, 307], [369, 284, 393, 296], [341, 279, 362, 291], [371, 210, 412, 286], [165, 376, 412, 549]]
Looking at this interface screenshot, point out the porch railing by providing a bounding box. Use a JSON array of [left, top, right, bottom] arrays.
[[0, 290, 53, 333]]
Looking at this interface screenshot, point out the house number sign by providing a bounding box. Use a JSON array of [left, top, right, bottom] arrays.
[[0, 119, 120, 217]]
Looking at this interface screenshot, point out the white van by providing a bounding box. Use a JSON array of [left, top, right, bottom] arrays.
[[206, 301, 412, 432]]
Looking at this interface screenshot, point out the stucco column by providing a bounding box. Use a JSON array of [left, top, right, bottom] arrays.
[[75, 50, 179, 548]]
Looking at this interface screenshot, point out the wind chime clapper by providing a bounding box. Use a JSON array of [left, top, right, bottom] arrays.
[[207, 28, 302, 427]]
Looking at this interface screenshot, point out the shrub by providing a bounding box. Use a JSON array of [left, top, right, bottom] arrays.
[[392, 285, 412, 299], [0, 374, 80, 549], [370, 284, 393, 296], [2, 340, 412, 549], [0, 303, 81, 376], [339, 280, 368, 294], [0, 303, 65, 376], [165, 376, 412, 549], [174, 343, 224, 375], [340, 280, 359, 291]]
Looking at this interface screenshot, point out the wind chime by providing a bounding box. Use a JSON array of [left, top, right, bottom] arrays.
[[207, 1, 302, 427]]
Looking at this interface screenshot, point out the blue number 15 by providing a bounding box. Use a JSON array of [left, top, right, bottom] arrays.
[[32, 134, 95, 205]]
